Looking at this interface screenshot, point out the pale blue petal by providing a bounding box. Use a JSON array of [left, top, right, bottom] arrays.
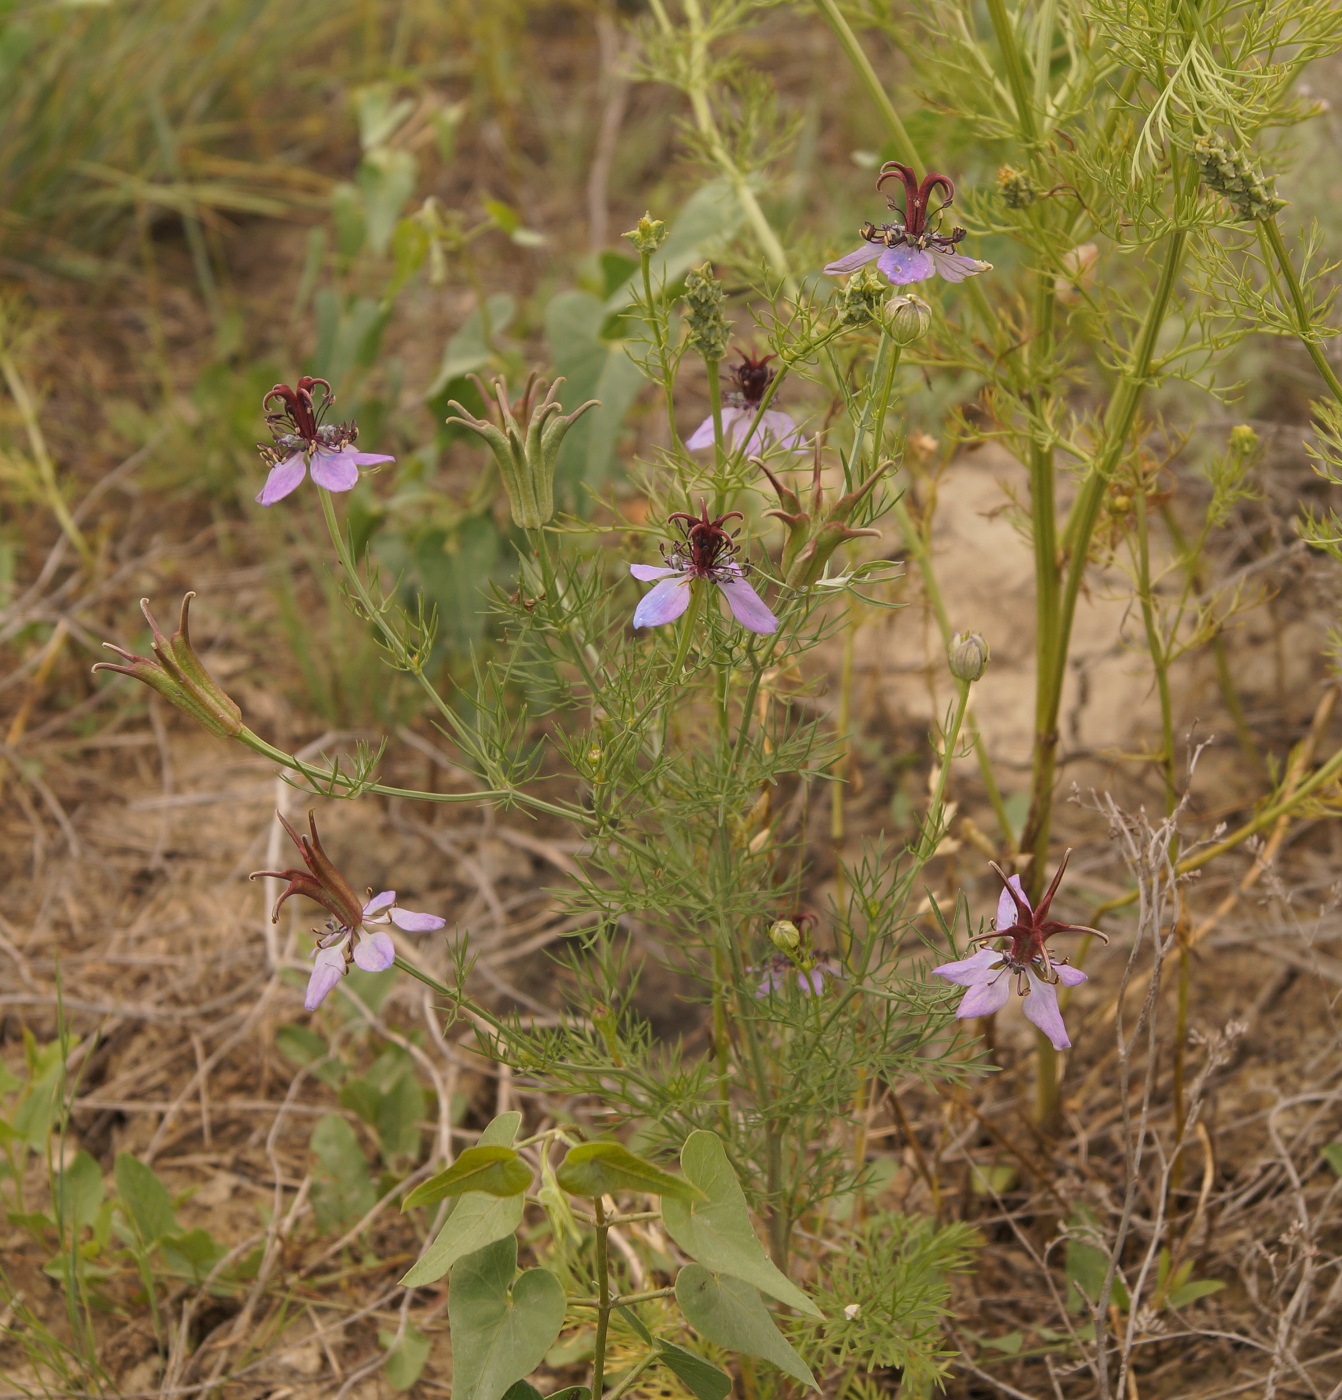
[[390, 906, 446, 932], [878, 245, 935, 285], [930, 249, 991, 283], [1022, 969, 1071, 1048], [633, 575, 693, 628], [997, 875, 1030, 931], [630, 563, 677, 581], [716, 564, 778, 634], [824, 243, 884, 276], [353, 929, 396, 971], [305, 945, 347, 1009], [932, 947, 1003, 986], [957, 970, 1012, 1019], [255, 453, 307, 506]]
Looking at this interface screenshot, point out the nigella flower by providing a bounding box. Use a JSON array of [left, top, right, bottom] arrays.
[[932, 851, 1105, 1050], [755, 953, 841, 997], [630, 501, 778, 634], [250, 811, 445, 1010], [824, 163, 991, 286], [685, 351, 805, 456], [255, 377, 394, 506]]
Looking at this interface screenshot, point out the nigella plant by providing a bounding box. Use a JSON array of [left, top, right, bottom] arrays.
[[825, 163, 992, 285], [932, 851, 1105, 1050], [250, 811, 445, 1009], [685, 350, 806, 455], [255, 376, 394, 506], [630, 502, 779, 634]]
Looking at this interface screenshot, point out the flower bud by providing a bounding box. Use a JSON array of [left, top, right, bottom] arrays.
[[834, 265, 886, 326], [1193, 134, 1285, 221], [948, 631, 990, 683], [446, 373, 597, 530], [623, 212, 668, 255], [1229, 423, 1260, 456], [997, 165, 1037, 210], [683, 264, 732, 363], [94, 593, 243, 738], [769, 919, 801, 953], [882, 293, 932, 347]]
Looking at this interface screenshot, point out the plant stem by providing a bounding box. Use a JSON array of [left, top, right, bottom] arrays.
[[908, 678, 972, 879], [1259, 217, 1342, 407], [809, 0, 921, 167], [592, 1196, 612, 1399]]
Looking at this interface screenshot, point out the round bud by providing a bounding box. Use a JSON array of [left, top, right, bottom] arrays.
[[769, 919, 801, 953], [948, 631, 990, 683], [882, 293, 932, 347]]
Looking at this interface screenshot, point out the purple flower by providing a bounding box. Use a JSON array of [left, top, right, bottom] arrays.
[[755, 954, 841, 997], [932, 852, 1104, 1050], [255, 378, 393, 506], [685, 351, 805, 456], [824, 163, 991, 287], [631, 502, 778, 634], [250, 812, 445, 1010]]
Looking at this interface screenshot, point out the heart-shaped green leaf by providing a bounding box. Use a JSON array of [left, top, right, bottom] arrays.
[[675, 1265, 817, 1390], [449, 1237, 566, 1400], [662, 1131, 820, 1317], [555, 1141, 701, 1201], [404, 1146, 531, 1208]]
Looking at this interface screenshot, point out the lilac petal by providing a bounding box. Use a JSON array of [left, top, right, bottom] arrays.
[[931, 947, 1003, 986], [309, 447, 361, 492], [684, 415, 717, 451], [1055, 963, 1087, 987], [716, 563, 778, 634], [389, 906, 446, 932], [997, 875, 1031, 931], [755, 968, 785, 997], [957, 967, 1012, 1019], [930, 249, 992, 283], [633, 575, 693, 628], [363, 890, 397, 918], [759, 409, 806, 453], [255, 452, 308, 506], [1022, 969, 1071, 1049], [346, 451, 396, 466], [353, 929, 396, 972], [686, 407, 749, 452], [629, 563, 678, 582], [878, 245, 935, 285], [305, 945, 347, 1010], [824, 243, 885, 276]]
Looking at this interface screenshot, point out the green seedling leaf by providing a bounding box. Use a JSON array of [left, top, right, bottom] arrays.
[[114, 1153, 175, 1246], [382, 1319, 432, 1391], [1064, 1209, 1129, 1314], [500, 1385, 543, 1400], [310, 1114, 377, 1233], [1322, 1142, 1342, 1176], [275, 1025, 342, 1088], [675, 1265, 817, 1391], [1170, 1278, 1225, 1307], [359, 147, 418, 258], [662, 1131, 821, 1317], [554, 1141, 700, 1201], [449, 1237, 565, 1400], [56, 1150, 104, 1233], [161, 1227, 226, 1283], [654, 1338, 733, 1400], [404, 1146, 531, 1207], [401, 1113, 525, 1287]]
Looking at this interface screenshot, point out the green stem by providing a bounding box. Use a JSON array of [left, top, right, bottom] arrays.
[[1259, 218, 1342, 407], [592, 1196, 612, 1399], [602, 1351, 657, 1400], [1134, 488, 1177, 811], [641, 251, 682, 450], [809, 0, 920, 166], [390, 956, 510, 1037], [908, 678, 971, 878], [984, 0, 1039, 147]]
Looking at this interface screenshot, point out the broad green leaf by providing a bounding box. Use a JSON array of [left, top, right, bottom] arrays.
[[500, 1385, 543, 1400], [161, 1227, 226, 1282], [545, 290, 645, 495], [404, 1146, 530, 1208], [654, 1337, 733, 1400], [1064, 1209, 1129, 1314], [114, 1154, 175, 1245], [374, 1069, 426, 1166], [310, 1114, 377, 1233], [359, 147, 418, 258], [1169, 1278, 1225, 1308], [1322, 1142, 1342, 1177], [675, 1265, 817, 1390], [449, 1237, 566, 1400], [400, 1113, 525, 1286], [554, 1141, 700, 1201], [382, 1320, 432, 1391], [426, 295, 517, 397], [662, 1131, 821, 1317], [56, 1150, 103, 1233]]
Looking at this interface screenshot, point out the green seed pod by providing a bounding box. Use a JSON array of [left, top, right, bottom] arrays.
[[683, 263, 732, 362]]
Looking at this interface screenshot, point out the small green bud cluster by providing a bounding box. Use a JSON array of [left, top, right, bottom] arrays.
[[683, 264, 732, 362], [623, 212, 668, 255], [883, 293, 932, 347], [996, 165, 1037, 210], [834, 265, 887, 326], [1193, 135, 1285, 222], [947, 631, 990, 683]]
